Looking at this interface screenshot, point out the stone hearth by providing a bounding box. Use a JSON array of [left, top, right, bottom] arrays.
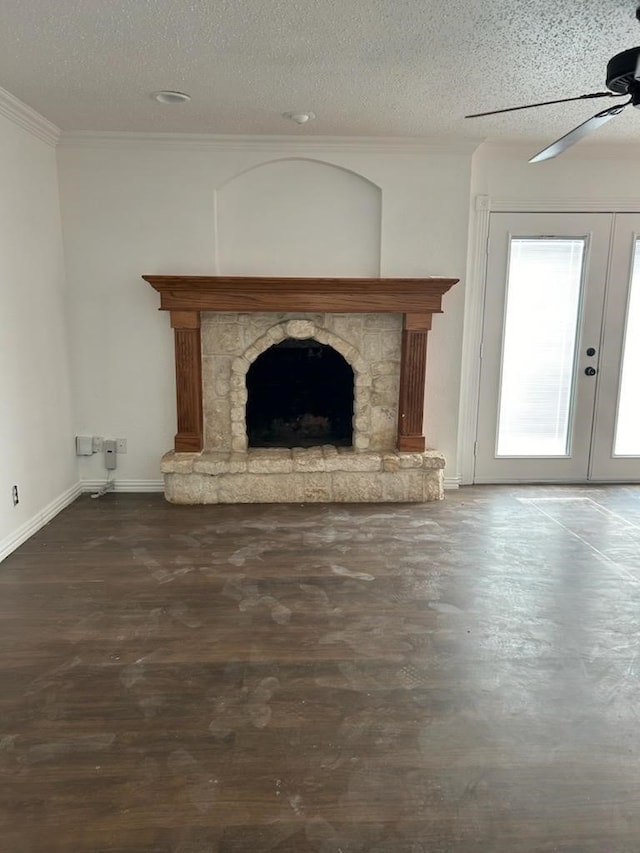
[[162, 447, 445, 504], [144, 276, 457, 504]]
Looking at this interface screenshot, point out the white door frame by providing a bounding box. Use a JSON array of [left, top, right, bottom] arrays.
[[457, 195, 640, 485]]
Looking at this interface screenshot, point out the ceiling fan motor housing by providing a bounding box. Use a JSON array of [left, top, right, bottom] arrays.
[[606, 47, 640, 94]]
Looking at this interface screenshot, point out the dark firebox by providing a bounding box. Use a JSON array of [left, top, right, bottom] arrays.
[[246, 339, 354, 448]]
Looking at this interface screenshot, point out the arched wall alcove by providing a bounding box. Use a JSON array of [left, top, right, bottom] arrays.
[[216, 158, 382, 277]]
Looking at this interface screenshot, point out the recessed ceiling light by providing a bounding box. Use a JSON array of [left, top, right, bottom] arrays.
[[151, 91, 191, 105], [283, 111, 316, 125]]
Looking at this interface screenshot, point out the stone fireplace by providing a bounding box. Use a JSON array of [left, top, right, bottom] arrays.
[[143, 276, 457, 503]]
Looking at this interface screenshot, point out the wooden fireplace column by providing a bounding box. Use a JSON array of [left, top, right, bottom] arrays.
[[143, 276, 458, 453], [398, 312, 432, 452], [170, 310, 203, 452]]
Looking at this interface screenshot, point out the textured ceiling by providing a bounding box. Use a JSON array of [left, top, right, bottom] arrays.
[[1, 0, 640, 145]]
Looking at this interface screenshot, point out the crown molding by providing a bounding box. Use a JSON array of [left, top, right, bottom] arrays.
[[0, 86, 60, 146], [58, 130, 482, 155]]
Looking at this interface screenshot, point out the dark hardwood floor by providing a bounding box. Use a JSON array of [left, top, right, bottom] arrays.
[[2, 486, 640, 852]]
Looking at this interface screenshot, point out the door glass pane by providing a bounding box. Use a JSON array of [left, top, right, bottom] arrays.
[[496, 238, 585, 456], [614, 239, 640, 456]]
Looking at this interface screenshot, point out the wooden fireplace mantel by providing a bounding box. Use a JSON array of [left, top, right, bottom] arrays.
[[143, 276, 458, 453]]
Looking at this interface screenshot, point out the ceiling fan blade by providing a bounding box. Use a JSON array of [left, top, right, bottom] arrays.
[[465, 92, 625, 119], [529, 102, 629, 163]]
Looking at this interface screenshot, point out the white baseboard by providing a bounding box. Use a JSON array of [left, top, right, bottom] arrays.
[[444, 475, 461, 490], [0, 482, 82, 563], [80, 479, 165, 493]]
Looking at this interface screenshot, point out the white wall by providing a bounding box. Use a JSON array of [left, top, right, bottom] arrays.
[[0, 111, 76, 558], [472, 141, 640, 204], [57, 139, 474, 483]]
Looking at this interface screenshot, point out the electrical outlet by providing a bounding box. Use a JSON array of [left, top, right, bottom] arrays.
[[92, 436, 104, 452], [116, 438, 127, 454], [12, 485, 19, 506], [104, 440, 117, 470]]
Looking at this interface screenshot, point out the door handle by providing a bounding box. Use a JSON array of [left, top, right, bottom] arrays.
[[585, 366, 597, 376]]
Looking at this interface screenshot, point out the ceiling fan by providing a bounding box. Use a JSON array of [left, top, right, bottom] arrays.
[[466, 8, 640, 162]]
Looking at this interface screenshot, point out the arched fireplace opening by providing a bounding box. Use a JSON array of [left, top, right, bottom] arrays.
[[246, 339, 354, 448]]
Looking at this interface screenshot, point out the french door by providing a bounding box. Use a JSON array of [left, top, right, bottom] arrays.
[[475, 212, 640, 483]]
